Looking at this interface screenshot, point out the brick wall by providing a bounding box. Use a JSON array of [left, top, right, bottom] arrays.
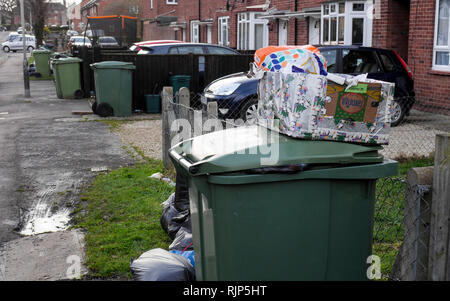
[[372, 0, 410, 61], [408, 0, 450, 113]]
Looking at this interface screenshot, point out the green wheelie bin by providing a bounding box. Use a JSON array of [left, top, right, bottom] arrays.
[[90, 61, 136, 117], [170, 75, 191, 96], [169, 125, 398, 281], [32, 49, 52, 78], [52, 57, 83, 99]]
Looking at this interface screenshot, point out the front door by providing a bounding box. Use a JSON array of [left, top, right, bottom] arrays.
[[309, 17, 320, 45], [278, 20, 288, 46], [207, 25, 212, 44]]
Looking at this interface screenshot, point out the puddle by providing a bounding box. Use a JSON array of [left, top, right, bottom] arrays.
[[20, 212, 70, 236], [20, 175, 75, 236]]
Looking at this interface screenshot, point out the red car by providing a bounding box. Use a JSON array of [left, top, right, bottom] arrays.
[[129, 40, 182, 52]]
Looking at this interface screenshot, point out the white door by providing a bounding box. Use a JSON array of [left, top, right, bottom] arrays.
[[207, 25, 212, 44], [278, 20, 288, 45], [309, 17, 320, 45]]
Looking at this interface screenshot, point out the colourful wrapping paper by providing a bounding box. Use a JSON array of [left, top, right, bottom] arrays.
[[254, 45, 328, 75]]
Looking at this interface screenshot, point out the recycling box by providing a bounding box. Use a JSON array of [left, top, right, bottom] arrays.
[[169, 125, 398, 281]]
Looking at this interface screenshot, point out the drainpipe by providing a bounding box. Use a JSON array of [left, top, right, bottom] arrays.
[[294, 0, 298, 45], [198, 0, 201, 41]]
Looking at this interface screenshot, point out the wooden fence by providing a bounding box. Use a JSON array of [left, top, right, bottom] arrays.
[[73, 46, 253, 111]]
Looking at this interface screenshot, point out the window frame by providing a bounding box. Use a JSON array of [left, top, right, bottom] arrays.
[[218, 16, 230, 47], [321, 1, 373, 46], [166, 0, 178, 5], [237, 12, 269, 50], [433, 0, 450, 72], [190, 21, 200, 43]]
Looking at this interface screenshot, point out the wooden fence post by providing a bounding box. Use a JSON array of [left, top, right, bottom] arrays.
[[162, 87, 175, 170], [394, 167, 433, 280], [428, 133, 450, 280], [178, 87, 190, 121]]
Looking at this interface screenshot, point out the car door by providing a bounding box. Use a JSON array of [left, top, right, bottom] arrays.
[[375, 50, 412, 97], [341, 48, 384, 81], [12, 36, 22, 50], [318, 48, 339, 73]]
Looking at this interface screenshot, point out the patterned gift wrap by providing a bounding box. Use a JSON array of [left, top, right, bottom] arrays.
[[257, 72, 395, 145]]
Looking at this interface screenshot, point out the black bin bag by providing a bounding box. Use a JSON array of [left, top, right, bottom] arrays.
[[161, 193, 190, 239], [169, 217, 193, 251], [174, 173, 190, 212], [130, 248, 195, 281]]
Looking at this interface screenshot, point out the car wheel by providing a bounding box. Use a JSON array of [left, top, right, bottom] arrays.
[[3, 46, 10, 53], [27, 46, 34, 53], [240, 98, 259, 125], [96, 102, 113, 117], [390, 99, 406, 127]]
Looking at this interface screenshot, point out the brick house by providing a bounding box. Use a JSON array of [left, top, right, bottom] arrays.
[[67, 2, 82, 31], [141, 0, 449, 114], [45, 2, 68, 27]]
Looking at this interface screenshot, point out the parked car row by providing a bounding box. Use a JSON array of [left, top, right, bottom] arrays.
[[67, 35, 120, 51]]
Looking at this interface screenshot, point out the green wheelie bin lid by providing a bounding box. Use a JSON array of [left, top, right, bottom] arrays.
[[169, 125, 389, 176], [33, 49, 52, 54], [90, 61, 136, 70], [52, 57, 82, 65]]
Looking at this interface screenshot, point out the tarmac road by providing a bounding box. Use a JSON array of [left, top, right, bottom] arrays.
[[0, 53, 134, 280]]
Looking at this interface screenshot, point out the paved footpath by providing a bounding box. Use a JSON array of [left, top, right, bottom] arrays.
[[0, 53, 134, 280]]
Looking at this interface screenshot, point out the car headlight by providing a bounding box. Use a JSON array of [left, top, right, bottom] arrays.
[[209, 82, 241, 96], [219, 108, 229, 115]]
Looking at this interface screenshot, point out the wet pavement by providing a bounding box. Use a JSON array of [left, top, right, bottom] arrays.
[[0, 53, 134, 280]]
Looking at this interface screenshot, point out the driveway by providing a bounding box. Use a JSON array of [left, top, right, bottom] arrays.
[[0, 53, 134, 280]]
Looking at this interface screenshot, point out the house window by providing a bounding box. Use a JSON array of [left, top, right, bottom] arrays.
[[191, 21, 199, 43], [218, 17, 229, 46], [433, 0, 450, 71], [166, 0, 178, 4], [321, 1, 373, 46], [237, 12, 268, 50]]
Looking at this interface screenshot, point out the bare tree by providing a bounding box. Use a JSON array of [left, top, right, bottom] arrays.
[[0, 0, 18, 12], [30, 0, 46, 47]]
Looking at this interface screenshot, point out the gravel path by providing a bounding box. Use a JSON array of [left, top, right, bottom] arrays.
[[116, 119, 163, 160]]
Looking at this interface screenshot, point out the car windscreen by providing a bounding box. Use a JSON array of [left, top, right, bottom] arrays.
[[99, 37, 117, 43]]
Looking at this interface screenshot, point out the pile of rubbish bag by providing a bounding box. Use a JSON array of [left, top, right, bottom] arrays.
[[130, 173, 194, 281]]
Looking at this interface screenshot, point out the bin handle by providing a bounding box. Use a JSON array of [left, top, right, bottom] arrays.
[[169, 149, 200, 174], [245, 163, 311, 175]]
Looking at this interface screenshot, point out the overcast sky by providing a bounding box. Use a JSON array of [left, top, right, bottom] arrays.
[[49, 0, 81, 6]]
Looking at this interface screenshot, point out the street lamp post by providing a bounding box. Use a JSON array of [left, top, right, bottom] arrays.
[[20, 0, 30, 98]]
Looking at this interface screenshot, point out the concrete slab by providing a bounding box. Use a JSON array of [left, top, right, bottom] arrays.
[[0, 229, 87, 281]]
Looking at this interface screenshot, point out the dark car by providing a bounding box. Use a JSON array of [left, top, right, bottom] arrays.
[[137, 42, 241, 55], [202, 45, 415, 126]]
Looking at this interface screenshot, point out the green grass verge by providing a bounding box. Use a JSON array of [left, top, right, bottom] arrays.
[[72, 160, 174, 279], [372, 156, 434, 279]]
